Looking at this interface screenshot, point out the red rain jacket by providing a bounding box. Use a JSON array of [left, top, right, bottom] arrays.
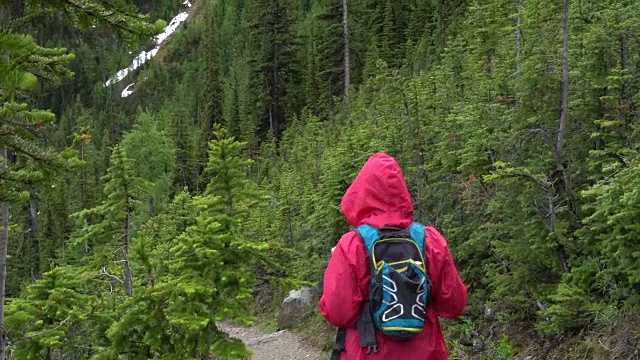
[[319, 153, 467, 360]]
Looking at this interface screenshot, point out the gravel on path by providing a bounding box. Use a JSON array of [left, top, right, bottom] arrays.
[[218, 322, 329, 360]]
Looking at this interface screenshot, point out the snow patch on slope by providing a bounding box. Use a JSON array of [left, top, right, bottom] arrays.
[[121, 83, 136, 97], [106, 1, 192, 97]]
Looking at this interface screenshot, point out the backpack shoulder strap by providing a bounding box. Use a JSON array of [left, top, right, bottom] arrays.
[[409, 222, 427, 256], [355, 224, 379, 255], [330, 328, 347, 360], [353, 224, 381, 355]]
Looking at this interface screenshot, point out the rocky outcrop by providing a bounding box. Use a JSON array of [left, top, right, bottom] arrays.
[[277, 286, 313, 329]]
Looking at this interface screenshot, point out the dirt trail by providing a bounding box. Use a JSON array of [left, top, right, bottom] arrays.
[[218, 322, 328, 360]]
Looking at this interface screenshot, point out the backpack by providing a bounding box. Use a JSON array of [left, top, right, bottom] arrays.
[[331, 223, 431, 359]]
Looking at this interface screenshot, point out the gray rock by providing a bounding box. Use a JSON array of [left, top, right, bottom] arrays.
[[277, 286, 313, 329]]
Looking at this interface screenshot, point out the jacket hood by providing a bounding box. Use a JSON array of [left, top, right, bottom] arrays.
[[341, 153, 413, 228]]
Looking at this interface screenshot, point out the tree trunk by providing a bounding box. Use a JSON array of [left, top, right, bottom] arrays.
[[268, 105, 274, 134], [123, 196, 133, 297], [514, 0, 522, 105], [13, 0, 24, 19], [204, 315, 218, 360], [80, 142, 90, 256], [555, 0, 569, 166], [515, 0, 522, 82], [619, 33, 630, 145], [70, 326, 78, 360], [80, 142, 88, 210], [0, 148, 9, 359], [552, 0, 571, 274], [287, 209, 294, 246], [404, 97, 425, 222], [342, 0, 350, 98], [205, 323, 212, 360], [28, 186, 40, 281]]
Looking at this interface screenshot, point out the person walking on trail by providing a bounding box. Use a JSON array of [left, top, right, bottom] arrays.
[[319, 153, 467, 360]]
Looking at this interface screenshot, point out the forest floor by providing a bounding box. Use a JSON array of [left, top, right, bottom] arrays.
[[218, 321, 329, 360]]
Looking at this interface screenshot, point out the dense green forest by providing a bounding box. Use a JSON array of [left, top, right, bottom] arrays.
[[2, 0, 640, 358]]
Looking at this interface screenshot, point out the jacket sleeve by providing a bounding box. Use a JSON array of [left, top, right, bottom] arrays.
[[319, 233, 364, 328], [427, 227, 467, 318]]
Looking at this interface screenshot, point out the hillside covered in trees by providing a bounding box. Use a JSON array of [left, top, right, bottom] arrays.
[[2, 0, 640, 358]]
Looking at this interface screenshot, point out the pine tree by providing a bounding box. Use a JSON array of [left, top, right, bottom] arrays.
[[0, 29, 75, 358], [249, 0, 302, 137], [197, 1, 225, 189], [11, 0, 166, 47], [71, 145, 147, 297], [171, 85, 201, 192], [161, 127, 266, 358], [120, 110, 175, 217], [380, 0, 399, 66], [298, 2, 328, 115], [5, 266, 94, 359], [316, 0, 348, 102], [95, 189, 197, 359]]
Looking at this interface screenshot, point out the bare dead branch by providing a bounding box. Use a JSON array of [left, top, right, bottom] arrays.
[[523, 128, 555, 149], [96, 267, 124, 284], [10, 316, 71, 346], [500, 172, 550, 190], [537, 300, 552, 323]]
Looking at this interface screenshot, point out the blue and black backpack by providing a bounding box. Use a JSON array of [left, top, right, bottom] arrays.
[[331, 223, 432, 359]]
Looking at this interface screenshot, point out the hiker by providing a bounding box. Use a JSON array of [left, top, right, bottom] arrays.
[[319, 153, 467, 359]]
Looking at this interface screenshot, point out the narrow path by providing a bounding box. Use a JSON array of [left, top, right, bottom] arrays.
[[218, 322, 327, 360]]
